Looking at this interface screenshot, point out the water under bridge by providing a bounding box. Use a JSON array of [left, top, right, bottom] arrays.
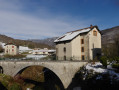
[[0, 60, 87, 89]]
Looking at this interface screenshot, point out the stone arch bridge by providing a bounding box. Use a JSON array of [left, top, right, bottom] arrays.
[[0, 60, 87, 89]]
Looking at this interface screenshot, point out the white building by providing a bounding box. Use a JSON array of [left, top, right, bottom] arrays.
[[19, 46, 33, 53], [32, 48, 56, 55], [4, 43, 19, 55], [54, 25, 101, 60], [32, 49, 49, 55]]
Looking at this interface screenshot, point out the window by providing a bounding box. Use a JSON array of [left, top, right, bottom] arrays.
[[6, 50, 8, 53], [35, 52, 38, 55], [64, 47, 66, 52], [56, 48, 58, 54], [64, 56, 66, 60], [12, 49, 14, 52], [56, 56, 58, 60], [93, 30, 97, 36], [82, 55, 85, 60], [81, 47, 84, 52], [81, 39, 84, 44]]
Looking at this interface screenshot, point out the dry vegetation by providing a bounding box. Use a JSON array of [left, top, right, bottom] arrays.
[[4, 54, 26, 59], [0, 66, 45, 90], [102, 34, 119, 58], [0, 34, 54, 49], [20, 66, 45, 82], [101, 34, 119, 67]]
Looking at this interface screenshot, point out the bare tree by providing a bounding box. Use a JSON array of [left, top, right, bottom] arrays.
[[0, 45, 4, 53]]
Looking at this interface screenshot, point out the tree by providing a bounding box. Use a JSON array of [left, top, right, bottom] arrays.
[[0, 45, 4, 53], [113, 34, 119, 56], [102, 34, 119, 58]]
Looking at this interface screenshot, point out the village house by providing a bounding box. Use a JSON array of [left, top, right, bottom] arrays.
[[32, 49, 49, 55], [54, 25, 101, 60], [19, 46, 33, 53], [32, 48, 56, 55], [32, 48, 49, 55], [4, 43, 19, 55]]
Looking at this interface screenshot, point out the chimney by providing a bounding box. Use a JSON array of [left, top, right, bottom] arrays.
[[90, 24, 93, 28]]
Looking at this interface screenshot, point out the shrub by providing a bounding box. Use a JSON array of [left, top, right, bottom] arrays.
[[113, 57, 119, 63], [93, 56, 99, 62], [20, 52, 29, 55], [40, 56, 50, 60], [108, 58, 114, 63], [100, 56, 108, 68], [50, 54, 56, 60], [4, 54, 26, 59], [8, 83, 21, 90], [41, 55, 56, 60], [112, 63, 119, 69], [0, 45, 4, 53]]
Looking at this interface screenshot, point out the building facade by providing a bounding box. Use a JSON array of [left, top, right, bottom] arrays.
[[32, 49, 49, 55], [32, 48, 56, 55], [19, 46, 33, 53], [54, 25, 101, 60], [5, 44, 19, 55]]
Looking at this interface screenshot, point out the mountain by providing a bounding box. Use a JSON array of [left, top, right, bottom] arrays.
[[1, 26, 118, 49], [28, 37, 58, 47], [29, 26, 119, 47], [0, 34, 53, 49], [101, 26, 119, 45]]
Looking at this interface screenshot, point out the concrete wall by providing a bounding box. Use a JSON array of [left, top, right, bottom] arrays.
[[0, 61, 87, 89]]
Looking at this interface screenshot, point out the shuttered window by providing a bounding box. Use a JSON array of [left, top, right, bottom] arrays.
[[81, 47, 84, 52], [82, 55, 85, 60], [93, 30, 97, 36], [81, 39, 84, 44]]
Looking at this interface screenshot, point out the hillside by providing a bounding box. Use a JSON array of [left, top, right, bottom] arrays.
[[28, 37, 57, 47], [0, 26, 118, 49], [101, 26, 119, 45], [29, 26, 119, 47], [0, 34, 53, 49]]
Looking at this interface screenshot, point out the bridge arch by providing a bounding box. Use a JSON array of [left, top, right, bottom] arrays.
[[14, 65, 65, 90], [0, 61, 87, 88]]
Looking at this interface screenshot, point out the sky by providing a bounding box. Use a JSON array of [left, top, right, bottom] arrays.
[[0, 0, 119, 39]]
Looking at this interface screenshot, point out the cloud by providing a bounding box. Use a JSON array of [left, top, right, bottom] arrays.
[[0, 0, 94, 39], [0, 0, 21, 11]]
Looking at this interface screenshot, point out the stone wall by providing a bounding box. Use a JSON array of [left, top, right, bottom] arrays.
[[0, 60, 87, 88]]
